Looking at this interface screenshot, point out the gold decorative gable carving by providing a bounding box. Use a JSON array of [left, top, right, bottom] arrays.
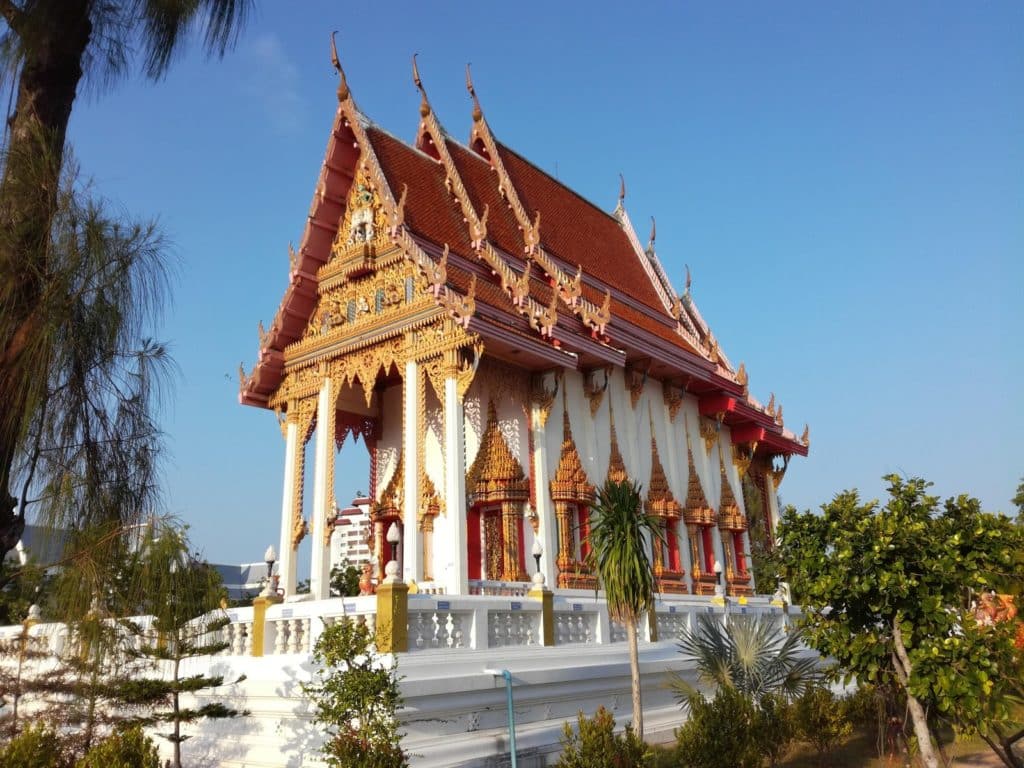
[[466, 400, 529, 504], [330, 170, 389, 260]]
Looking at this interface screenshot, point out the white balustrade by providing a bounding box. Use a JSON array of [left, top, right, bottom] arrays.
[[486, 608, 539, 647], [554, 608, 596, 645], [468, 580, 529, 597], [407, 605, 470, 651]]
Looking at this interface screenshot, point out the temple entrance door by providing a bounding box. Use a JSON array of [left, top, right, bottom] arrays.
[[468, 505, 507, 582]]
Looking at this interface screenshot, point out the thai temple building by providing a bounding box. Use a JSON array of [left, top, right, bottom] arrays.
[[0, 50, 815, 768], [238, 50, 808, 607]]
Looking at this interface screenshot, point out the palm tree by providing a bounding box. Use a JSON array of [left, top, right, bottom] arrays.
[[0, 0, 251, 559], [587, 478, 662, 739], [670, 613, 820, 710]]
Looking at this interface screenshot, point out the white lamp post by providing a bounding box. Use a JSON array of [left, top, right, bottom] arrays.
[[713, 558, 724, 598], [385, 522, 401, 583], [531, 539, 544, 586], [261, 545, 277, 597]]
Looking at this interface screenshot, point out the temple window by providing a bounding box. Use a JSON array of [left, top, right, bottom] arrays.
[[375, 288, 384, 313]]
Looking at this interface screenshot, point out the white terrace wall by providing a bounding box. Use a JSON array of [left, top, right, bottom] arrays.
[[0, 593, 803, 767]]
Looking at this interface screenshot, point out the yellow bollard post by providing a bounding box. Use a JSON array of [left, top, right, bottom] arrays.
[[251, 593, 282, 657], [376, 568, 409, 654], [527, 575, 554, 646]]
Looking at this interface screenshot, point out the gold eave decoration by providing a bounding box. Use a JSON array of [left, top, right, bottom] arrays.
[[373, 452, 404, 520], [466, 400, 529, 504], [549, 403, 595, 504]]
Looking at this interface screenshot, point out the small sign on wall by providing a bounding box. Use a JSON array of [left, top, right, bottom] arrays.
[[511, 602, 522, 611], [437, 600, 451, 611]]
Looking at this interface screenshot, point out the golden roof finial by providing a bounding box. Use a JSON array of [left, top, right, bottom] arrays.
[[800, 423, 810, 446], [466, 63, 483, 122], [412, 53, 430, 117], [330, 31, 350, 102], [684, 264, 692, 294], [618, 173, 626, 205], [647, 216, 656, 252]]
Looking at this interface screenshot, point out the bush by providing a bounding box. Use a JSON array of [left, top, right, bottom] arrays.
[[555, 706, 649, 768], [794, 686, 852, 764], [76, 726, 160, 768], [0, 724, 73, 768], [754, 694, 796, 767], [675, 687, 761, 768], [302, 619, 408, 768]]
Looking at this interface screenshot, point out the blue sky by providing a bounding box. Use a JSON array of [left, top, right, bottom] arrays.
[[65, 1, 1022, 564]]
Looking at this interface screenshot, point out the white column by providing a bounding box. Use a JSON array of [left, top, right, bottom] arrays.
[[765, 473, 782, 542], [310, 377, 334, 600], [443, 373, 467, 595], [711, 524, 728, 594], [742, 528, 756, 594], [531, 405, 557, 589], [277, 419, 299, 597], [402, 360, 420, 583]]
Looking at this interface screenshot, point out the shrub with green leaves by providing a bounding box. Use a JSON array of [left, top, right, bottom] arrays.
[[555, 706, 649, 768], [754, 694, 796, 767], [675, 687, 761, 768], [75, 726, 160, 768], [794, 686, 852, 763], [302, 618, 408, 768], [0, 723, 72, 768]]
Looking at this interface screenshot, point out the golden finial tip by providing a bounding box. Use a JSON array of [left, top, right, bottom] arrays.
[[648, 216, 656, 249], [330, 31, 349, 101], [466, 63, 483, 122], [618, 173, 626, 204]]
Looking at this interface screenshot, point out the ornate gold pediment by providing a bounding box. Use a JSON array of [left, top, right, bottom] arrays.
[[467, 400, 528, 504]]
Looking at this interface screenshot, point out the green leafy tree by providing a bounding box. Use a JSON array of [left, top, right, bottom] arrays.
[[0, 723, 72, 768], [587, 479, 661, 739], [0, 0, 251, 561], [777, 475, 1023, 768], [1013, 477, 1024, 524], [303, 618, 408, 768], [330, 560, 362, 598], [75, 725, 159, 768], [0, 558, 43, 626], [0, 620, 72, 740], [118, 524, 245, 768], [670, 613, 819, 709], [555, 706, 649, 768], [742, 475, 781, 589], [793, 686, 852, 766], [0, 165, 173, 582]]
